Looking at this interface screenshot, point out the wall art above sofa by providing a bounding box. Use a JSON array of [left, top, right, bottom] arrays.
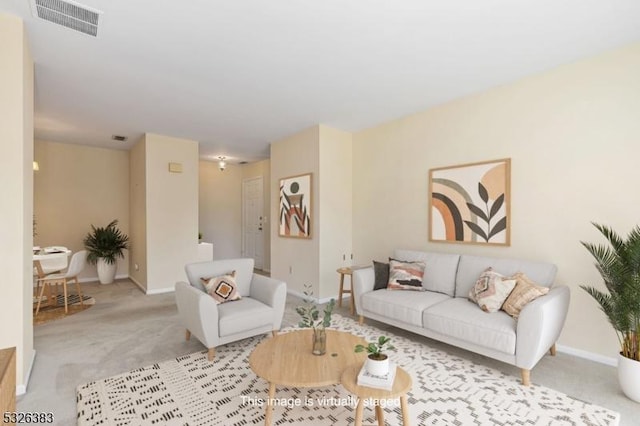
[[429, 158, 511, 246]]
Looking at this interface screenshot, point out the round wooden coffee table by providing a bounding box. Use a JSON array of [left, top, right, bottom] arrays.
[[249, 329, 366, 425], [341, 364, 412, 426]]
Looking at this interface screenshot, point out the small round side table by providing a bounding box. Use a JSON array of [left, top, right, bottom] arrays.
[[341, 364, 412, 426]]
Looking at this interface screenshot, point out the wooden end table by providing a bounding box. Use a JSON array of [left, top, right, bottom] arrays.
[[249, 329, 366, 426], [341, 364, 412, 426], [337, 266, 367, 315]]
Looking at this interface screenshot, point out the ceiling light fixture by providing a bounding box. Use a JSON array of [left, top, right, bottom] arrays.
[[218, 156, 226, 171]]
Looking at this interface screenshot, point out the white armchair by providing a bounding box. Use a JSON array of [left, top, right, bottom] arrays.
[[175, 258, 286, 361]]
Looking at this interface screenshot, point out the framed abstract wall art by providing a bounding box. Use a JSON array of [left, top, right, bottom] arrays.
[[279, 173, 312, 238], [429, 158, 511, 246]]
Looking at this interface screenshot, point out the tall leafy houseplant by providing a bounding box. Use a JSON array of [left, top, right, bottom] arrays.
[[84, 219, 129, 284], [580, 223, 640, 402]]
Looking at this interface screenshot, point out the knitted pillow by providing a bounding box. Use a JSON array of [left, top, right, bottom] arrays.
[[502, 272, 550, 318]]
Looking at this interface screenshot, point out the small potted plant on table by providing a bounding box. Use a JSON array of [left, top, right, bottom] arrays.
[[355, 336, 396, 376]]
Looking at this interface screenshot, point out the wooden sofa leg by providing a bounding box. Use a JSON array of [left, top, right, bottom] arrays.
[[185, 329, 191, 341], [358, 315, 364, 325], [272, 330, 279, 337], [549, 343, 557, 356], [521, 369, 531, 386], [207, 348, 215, 361]]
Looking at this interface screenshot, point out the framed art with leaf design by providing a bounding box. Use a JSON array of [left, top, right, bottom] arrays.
[[429, 158, 511, 246], [279, 173, 312, 238]]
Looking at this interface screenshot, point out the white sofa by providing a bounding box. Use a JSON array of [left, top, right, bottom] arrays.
[[175, 259, 287, 361], [353, 249, 570, 385]]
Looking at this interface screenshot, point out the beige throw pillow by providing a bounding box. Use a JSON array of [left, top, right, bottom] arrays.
[[468, 268, 517, 313], [201, 271, 241, 304], [502, 272, 549, 318]]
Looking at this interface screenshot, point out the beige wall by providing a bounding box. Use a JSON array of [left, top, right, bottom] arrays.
[[129, 137, 147, 287], [271, 126, 321, 295], [144, 133, 199, 293], [352, 42, 640, 360], [318, 125, 353, 299], [199, 161, 243, 259], [34, 141, 130, 281], [0, 13, 34, 393]]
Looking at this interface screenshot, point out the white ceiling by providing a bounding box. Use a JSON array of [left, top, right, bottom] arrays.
[[2, 0, 639, 163]]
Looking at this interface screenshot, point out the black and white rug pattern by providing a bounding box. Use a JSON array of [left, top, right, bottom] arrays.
[[76, 314, 620, 426]]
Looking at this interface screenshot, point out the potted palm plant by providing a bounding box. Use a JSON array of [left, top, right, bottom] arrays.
[[84, 219, 129, 284], [580, 223, 640, 402], [355, 336, 395, 376]]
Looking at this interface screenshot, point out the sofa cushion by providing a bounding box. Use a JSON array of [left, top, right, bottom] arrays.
[[393, 249, 460, 296], [218, 297, 273, 337], [455, 254, 557, 298], [502, 272, 550, 318], [387, 259, 425, 291], [468, 268, 517, 313], [423, 298, 517, 354], [362, 289, 450, 327]]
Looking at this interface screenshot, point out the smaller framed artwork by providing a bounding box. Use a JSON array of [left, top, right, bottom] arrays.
[[429, 158, 511, 246], [279, 173, 312, 239]]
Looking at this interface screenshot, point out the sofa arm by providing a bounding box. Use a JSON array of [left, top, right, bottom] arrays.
[[250, 274, 287, 331], [515, 285, 570, 369], [175, 281, 221, 347], [353, 267, 375, 315]]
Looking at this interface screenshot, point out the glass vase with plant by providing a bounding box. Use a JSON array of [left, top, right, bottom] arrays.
[[295, 284, 336, 355]]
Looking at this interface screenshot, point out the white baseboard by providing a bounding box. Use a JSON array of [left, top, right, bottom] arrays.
[[287, 288, 344, 305], [78, 273, 128, 284], [556, 344, 618, 367], [16, 349, 36, 396], [129, 275, 146, 293], [127, 275, 174, 295], [146, 286, 175, 295]]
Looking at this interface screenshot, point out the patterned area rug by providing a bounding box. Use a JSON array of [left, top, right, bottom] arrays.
[[76, 314, 620, 426], [33, 294, 95, 326]]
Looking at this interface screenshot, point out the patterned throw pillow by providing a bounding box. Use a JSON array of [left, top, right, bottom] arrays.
[[387, 259, 425, 291], [468, 268, 517, 313], [201, 271, 241, 304], [502, 272, 549, 318]]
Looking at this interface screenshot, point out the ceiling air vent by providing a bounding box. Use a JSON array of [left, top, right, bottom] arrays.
[[31, 0, 103, 37]]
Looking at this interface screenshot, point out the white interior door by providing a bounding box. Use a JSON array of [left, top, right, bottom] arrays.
[[242, 176, 264, 270]]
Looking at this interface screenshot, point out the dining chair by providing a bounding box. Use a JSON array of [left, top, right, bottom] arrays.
[[35, 250, 88, 315]]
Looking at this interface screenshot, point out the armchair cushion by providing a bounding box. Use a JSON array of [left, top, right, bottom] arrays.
[[218, 297, 274, 337], [186, 258, 254, 296]]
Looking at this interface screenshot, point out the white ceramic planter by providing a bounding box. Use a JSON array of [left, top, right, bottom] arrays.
[[618, 353, 640, 403], [97, 258, 117, 284], [365, 355, 389, 377]]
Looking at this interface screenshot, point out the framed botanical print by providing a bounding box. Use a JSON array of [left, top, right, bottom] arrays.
[[279, 173, 312, 238], [429, 158, 511, 245]]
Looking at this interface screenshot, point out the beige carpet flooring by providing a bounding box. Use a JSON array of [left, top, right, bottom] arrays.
[[18, 279, 638, 425]]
